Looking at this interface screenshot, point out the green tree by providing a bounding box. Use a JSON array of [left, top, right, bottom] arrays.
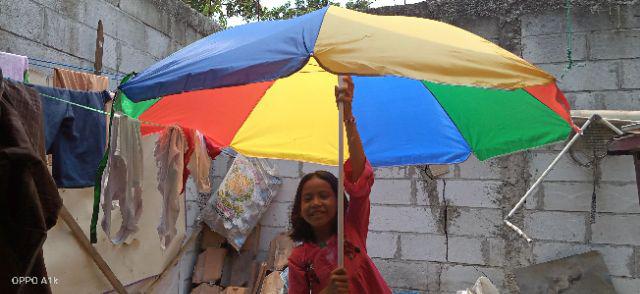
[[182, 0, 373, 28]]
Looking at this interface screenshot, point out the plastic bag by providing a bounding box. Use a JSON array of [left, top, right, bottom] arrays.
[[201, 154, 282, 250]]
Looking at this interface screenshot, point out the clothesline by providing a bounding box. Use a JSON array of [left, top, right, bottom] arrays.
[[29, 57, 126, 81], [40, 92, 237, 158]]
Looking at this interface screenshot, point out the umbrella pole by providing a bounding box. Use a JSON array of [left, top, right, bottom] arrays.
[[337, 76, 346, 268]]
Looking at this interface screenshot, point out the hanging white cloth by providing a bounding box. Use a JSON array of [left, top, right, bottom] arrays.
[[101, 113, 144, 244]]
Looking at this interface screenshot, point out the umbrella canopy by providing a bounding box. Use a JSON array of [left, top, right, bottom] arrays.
[[118, 6, 576, 167]]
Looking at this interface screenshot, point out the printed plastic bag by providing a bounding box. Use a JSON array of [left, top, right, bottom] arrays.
[[201, 154, 282, 250]]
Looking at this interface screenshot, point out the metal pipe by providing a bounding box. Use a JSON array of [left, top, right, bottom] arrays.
[[504, 114, 598, 241]]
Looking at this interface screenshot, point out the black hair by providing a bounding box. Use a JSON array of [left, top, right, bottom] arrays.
[[289, 170, 348, 243]]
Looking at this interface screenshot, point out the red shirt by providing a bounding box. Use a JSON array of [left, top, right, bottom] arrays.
[[288, 159, 392, 294]]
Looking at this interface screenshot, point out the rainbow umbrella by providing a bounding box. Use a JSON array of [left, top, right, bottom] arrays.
[[118, 6, 576, 263]]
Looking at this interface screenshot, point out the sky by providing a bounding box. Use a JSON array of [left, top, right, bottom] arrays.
[[226, 0, 423, 26]]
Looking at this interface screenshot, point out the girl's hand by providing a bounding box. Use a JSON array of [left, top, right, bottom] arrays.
[[335, 75, 354, 107], [321, 267, 350, 294]]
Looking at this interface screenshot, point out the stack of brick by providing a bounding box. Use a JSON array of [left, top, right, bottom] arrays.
[[190, 225, 264, 294], [257, 232, 294, 293]]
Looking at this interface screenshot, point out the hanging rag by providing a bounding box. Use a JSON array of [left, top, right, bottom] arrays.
[[53, 67, 109, 91], [189, 130, 212, 193], [0, 51, 29, 82], [0, 73, 62, 294], [101, 113, 144, 245], [30, 84, 109, 188], [154, 125, 189, 249]]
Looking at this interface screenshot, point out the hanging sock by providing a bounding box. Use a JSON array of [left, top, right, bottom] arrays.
[[154, 125, 188, 249], [101, 113, 144, 244]]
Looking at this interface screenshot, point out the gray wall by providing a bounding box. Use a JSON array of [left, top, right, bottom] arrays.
[[246, 2, 640, 294], [0, 0, 217, 88]]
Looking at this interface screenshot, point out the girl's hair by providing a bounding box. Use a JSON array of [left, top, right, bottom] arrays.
[[289, 170, 347, 243]]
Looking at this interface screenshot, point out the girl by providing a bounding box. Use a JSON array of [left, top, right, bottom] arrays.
[[288, 76, 392, 294]]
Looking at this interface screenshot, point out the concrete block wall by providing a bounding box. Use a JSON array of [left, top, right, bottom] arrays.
[[236, 2, 638, 294], [0, 0, 217, 88]]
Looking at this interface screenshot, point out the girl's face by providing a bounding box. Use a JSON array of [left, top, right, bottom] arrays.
[[300, 176, 337, 231]]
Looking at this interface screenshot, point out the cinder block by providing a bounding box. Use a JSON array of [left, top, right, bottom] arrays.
[[521, 8, 638, 37], [440, 265, 504, 293], [538, 61, 620, 92], [416, 178, 445, 206], [445, 180, 501, 209], [529, 152, 592, 182], [119, 44, 157, 73], [457, 156, 502, 180], [272, 178, 298, 203], [454, 17, 499, 40], [621, 59, 640, 89], [533, 242, 635, 277], [119, 0, 172, 36], [447, 207, 502, 237], [400, 233, 446, 262], [448, 235, 483, 265], [374, 166, 410, 178], [366, 232, 398, 258], [371, 179, 412, 205], [522, 33, 587, 64], [102, 35, 119, 72], [146, 26, 172, 59], [269, 159, 300, 178], [191, 284, 222, 294], [521, 11, 564, 36], [532, 182, 640, 213], [42, 9, 99, 61], [592, 214, 640, 246], [611, 277, 640, 294], [570, 90, 640, 111], [600, 155, 637, 182], [258, 226, 286, 253], [192, 247, 227, 284], [524, 211, 586, 242], [171, 18, 188, 45], [80, 0, 121, 35], [115, 14, 147, 52], [259, 202, 291, 227], [0, 1, 44, 41], [369, 206, 438, 233], [372, 259, 440, 291], [590, 30, 640, 60], [301, 162, 338, 175]]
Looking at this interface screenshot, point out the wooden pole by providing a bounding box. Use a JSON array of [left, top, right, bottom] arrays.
[[337, 75, 345, 267], [59, 206, 127, 294]]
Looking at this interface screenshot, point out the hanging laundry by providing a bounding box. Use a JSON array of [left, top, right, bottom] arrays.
[[0, 73, 62, 294], [189, 130, 212, 194], [154, 125, 189, 249], [53, 67, 109, 91], [0, 51, 29, 82], [201, 154, 281, 250], [101, 113, 144, 245], [31, 84, 110, 188]]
